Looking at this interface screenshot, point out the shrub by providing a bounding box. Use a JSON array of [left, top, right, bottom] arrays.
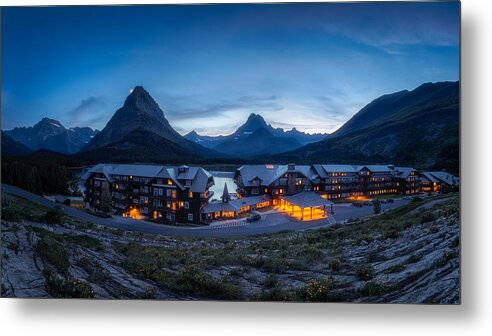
[[304, 278, 335, 302], [1, 207, 23, 222], [43, 205, 64, 224], [329, 258, 342, 271], [257, 286, 298, 301], [355, 265, 375, 281], [420, 212, 436, 224], [372, 199, 382, 214], [43, 270, 95, 298], [383, 230, 400, 239], [261, 275, 279, 290], [360, 281, 386, 296], [406, 254, 422, 264], [175, 264, 242, 300], [65, 234, 103, 250], [37, 238, 69, 275]]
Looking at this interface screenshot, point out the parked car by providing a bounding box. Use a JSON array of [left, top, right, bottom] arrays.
[[403, 196, 412, 200], [387, 199, 394, 203], [363, 201, 371, 206], [380, 199, 388, 204], [246, 213, 261, 222], [352, 202, 363, 207]]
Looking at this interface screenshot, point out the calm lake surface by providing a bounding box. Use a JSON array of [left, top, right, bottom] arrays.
[[210, 171, 236, 201]]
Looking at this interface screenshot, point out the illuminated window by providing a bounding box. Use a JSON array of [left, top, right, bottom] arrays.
[[167, 179, 173, 185], [189, 191, 193, 198]]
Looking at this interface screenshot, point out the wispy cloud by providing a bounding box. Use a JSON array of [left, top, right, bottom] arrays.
[[64, 96, 108, 129]]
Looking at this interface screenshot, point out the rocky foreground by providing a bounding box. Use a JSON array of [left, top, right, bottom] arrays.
[[1, 193, 459, 303]]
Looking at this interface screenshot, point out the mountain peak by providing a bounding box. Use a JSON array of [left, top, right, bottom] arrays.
[[186, 130, 199, 137], [122, 86, 164, 121], [238, 113, 268, 133]]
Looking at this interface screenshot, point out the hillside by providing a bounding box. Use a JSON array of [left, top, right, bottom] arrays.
[[267, 81, 459, 172], [2, 192, 459, 303], [1, 132, 33, 156]]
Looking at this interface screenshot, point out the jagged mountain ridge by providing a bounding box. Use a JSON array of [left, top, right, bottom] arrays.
[[80, 86, 222, 162], [265, 81, 459, 172], [5, 118, 98, 154], [185, 113, 327, 157]]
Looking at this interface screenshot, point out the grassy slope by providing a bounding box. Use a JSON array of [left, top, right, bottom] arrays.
[[2, 192, 459, 302]]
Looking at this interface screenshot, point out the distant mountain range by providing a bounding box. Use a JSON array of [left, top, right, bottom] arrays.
[[2, 81, 459, 172], [265, 81, 459, 172], [4, 118, 98, 154], [185, 113, 327, 157]]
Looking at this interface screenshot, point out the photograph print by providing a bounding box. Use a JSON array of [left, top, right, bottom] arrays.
[[1, 1, 460, 303]]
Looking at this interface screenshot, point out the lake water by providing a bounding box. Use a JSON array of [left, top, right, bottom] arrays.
[[210, 171, 236, 201]]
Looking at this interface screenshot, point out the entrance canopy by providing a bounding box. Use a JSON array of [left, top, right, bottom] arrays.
[[282, 192, 333, 208], [279, 192, 334, 221]]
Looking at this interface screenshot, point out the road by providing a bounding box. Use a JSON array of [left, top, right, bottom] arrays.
[[1, 184, 409, 238]]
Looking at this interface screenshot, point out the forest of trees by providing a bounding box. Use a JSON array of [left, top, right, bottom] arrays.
[[1, 155, 78, 195]]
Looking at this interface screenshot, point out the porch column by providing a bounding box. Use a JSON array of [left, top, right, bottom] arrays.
[[311, 207, 313, 219], [301, 207, 304, 221]]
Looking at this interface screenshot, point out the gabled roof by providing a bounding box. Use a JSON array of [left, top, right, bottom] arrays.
[[236, 164, 318, 187], [312, 164, 359, 178], [230, 194, 271, 208], [282, 191, 334, 208], [358, 165, 394, 173], [420, 172, 440, 183], [112, 164, 164, 178], [393, 167, 418, 179], [81, 163, 115, 182], [236, 165, 288, 187], [423, 171, 459, 186], [82, 163, 213, 193]]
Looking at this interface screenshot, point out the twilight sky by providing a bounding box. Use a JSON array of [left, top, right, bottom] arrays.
[[1, 2, 459, 136]]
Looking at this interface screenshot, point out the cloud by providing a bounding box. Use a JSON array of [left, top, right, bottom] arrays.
[[65, 96, 108, 128], [161, 94, 281, 121]]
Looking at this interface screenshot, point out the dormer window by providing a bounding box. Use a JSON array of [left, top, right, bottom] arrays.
[[186, 180, 192, 186], [167, 179, 173, 185]]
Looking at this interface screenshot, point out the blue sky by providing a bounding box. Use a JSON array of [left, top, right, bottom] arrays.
[[1, 2, 459, 135]]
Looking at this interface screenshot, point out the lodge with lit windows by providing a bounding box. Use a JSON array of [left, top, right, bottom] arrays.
[[83, 163, 458, 225]]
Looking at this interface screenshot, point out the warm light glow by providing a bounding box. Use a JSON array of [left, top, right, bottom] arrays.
[[126, 207, 142, 220], [167, 179, 173, 185], [275, 200, 328, 221]]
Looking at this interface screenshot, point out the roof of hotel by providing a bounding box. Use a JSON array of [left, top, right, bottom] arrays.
[[358, 165, 394, 173], [82, 164, 212, 192], [393, 167, 418, 179], [282, 191, 334, 208], [202, 201, 238, 213], [423, 171, 459, 186], [230, 194, 271, 208], [236, 164, 318, 187], [420, 172, 440, 183], [312, 164, 359, 178], [237, 164, 288, 187]]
